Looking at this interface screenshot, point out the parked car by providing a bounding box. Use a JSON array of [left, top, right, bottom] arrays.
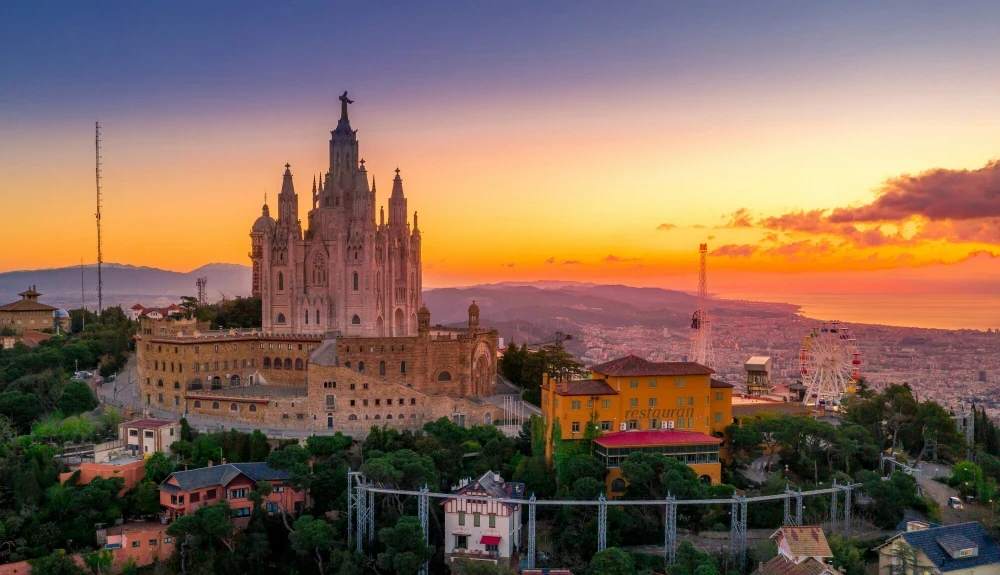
[[949, 496, 963, 510]]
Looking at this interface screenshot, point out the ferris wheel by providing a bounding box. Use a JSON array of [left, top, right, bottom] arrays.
[[798, 321, 861, 407]]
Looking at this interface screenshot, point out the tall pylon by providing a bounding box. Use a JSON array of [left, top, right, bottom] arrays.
[[95, 122, 104, 316], [689, 243, 715, 368]]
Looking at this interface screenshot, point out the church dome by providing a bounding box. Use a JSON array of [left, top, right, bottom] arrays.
[[468, 300, 480, 316], [252, 204, 275, 233]]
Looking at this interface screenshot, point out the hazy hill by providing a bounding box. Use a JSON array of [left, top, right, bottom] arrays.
[[0, 263, 251, 310]]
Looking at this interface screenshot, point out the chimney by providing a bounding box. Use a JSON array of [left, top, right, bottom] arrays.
[[562, 375, 569, 394], [222, 458, 227, 465], [207, 460, 213, 467], [184, 464, 188, 471]]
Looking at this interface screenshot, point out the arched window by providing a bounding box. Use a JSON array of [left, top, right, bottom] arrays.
[[316, 309, 320, 324], [358, 361, 364, 374], [212, 376, 221, 389], [353, 272, 359, 291], [157, 379, 163, 387], [274, 358, 282, 370], [278, 272, 284, 291], [194, 401, 201, 408], [263, 357, 271, 369], [400, 361, 406, 375], [231, 375, 240, 386], [174, 381, 180, 389], [249, 404, 257, 412], [305, 309, 309, 324], [345, 361, 351, 369], [611, 478, 626, 493], [399, 413, 405, 420], [352, 315, 361, 325], [374, 415, 381, 420], [230, 403, 238, 411], [276, 313, 286, 324], [212, 402, 220, 410], [284, 358, 292, 370], [312, 253, 326, 284], [348, 414, 358, 421], [379, 361, 386, 376], [410, 413, 416, 419], [386, 414, 393, 420], [295, 358, 304, 370], [437, 371, 452, 382]]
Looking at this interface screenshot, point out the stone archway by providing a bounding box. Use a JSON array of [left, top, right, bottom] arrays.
[[471, 341, 493, 397], [375, 315, 384, 337]]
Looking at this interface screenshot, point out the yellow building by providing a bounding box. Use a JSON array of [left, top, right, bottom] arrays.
[[0, 286, 57, 334], [541, 355, 733, 489]]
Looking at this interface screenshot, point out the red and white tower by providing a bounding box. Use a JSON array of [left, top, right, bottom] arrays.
[[690, 243, 715, 368]]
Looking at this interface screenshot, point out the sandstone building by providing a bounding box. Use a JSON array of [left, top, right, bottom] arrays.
[[0, 286, 57, 334], [135, 95, 502, 432]]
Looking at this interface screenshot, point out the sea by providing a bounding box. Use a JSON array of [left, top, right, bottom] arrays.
[[721, 293, 1000, 332]]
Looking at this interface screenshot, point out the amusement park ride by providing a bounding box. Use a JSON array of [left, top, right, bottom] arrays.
[[799, 320, 862, 408]]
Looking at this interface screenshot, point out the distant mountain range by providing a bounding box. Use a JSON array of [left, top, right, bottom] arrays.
[[0, 263, 251, 311], [0, 264, 797, 349]]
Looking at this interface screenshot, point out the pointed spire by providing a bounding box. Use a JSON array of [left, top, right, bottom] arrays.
[[413, 211, 419, 231], [312, 175, 317, 194], [360, 158, 366, 171], [380, 206, 385, 226], [391, 167, 404, 198], [280, 163, 295, 196]]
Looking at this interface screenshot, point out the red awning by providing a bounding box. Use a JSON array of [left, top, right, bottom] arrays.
[[480, 535, 501, 545]]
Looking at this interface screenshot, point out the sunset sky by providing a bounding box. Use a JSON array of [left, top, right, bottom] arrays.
[[4, 2, 1000, 296]]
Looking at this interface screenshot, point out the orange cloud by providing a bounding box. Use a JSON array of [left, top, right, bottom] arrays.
[[604, 254, 642, 263], [656, 223, 677, 231], [722, 208, 754, 228], [711, 244, 758, 258]]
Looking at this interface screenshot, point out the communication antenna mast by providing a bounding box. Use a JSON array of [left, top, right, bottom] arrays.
[[80, 259, 86, 330], [689, 243, 715, 368], [196, 277, 208, 305], [95, 122, 104, 316]]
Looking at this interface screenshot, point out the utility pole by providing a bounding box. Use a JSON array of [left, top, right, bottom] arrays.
[[95, 122, 104, 317]]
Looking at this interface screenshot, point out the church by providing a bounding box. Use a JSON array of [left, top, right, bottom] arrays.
[[134, 95, 502, 433], [250, 92, 422, 338]]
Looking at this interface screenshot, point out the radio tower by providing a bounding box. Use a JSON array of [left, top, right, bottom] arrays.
[[689, 243, 715, 368], [95, 122, 104, 316], [80, 259, 86, 331], [196, 277, 208, 305]]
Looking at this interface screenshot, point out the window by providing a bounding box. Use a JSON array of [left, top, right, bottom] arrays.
[[706, 396, 710, 404], [650, 419, 659, 429], [715, 412, 723, 423], [649, 378, 658, 388], [571, 400, 581, 410], [157, 379, 163, 387], [207, 489, 217, 499], [602, 399, 611, 409], [249, 404, 257, 412], [629, 379, 639, 388], [230, 488, 248, 499], [277, 313, 286, 324], [164, 537, 172, 543], [437, 371, 452, 381], [629, 398, 638, 408], [489, 514, 496, 528], [375, 399, 380, 406], [474, 513, 481, 527], [212, 402, 220, 409], [628, 420, 638, 430], [676, 418, 684, 429], [348, 414, 358, 420], [144, 430, 154, 438], [400, 361, 406, 374], [296, 358, 304, 370], [688, 417, 695, 428], [410, 398, 416, 405], [230, 403, 238, 411], [274, 486, 284, 493], [649, 397, 658, 407], [455, 535, 468, 549], [353, 272, 359, 291], [233, 507, 251, 518], [675, 378, 686, 388], [358, 361, 364, 373], [158, 393, 163, 403], [586, 399, 593, 408], [277, 272, 284, 291], [174, 396, 180, 406], [486, 543, 499, 552], [266, 502, 279, 512], [190, 492, 201, 503], [352, 315, 361, 325], [194, 401, 201, 408], [379, 361, 386, 376], [688, 396, 694, 406], [571, 422, 580, 433], [174, 381, 180, 389], [324, 381, 335, 389], [132, 541, 141, 548], [611, 478, 626, 493], [715, 392, 723, 401], [326, 395, 335, 408], [677, 397, 685, 406], [600, 421, 611, 431]]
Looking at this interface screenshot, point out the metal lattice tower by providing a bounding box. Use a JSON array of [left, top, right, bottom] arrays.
[[830, 479, 839, 530], [690, 243, 715, 367], [664, 493, 677, 566], [843, 483, 852, 536], [783, 486, 793, 526], [347, 469, 359, 548], [796, 489, 803, 526], [196, 277, 208, 305], [527, 494, 536, 569], [95, 122, 103, 316], [418, 485, 429, 575], [597, 493, 608, 552], [367, 485, 375, 543], [80, 260, 86, 330], [350, 473, 366, 552], [730, 494, 747, 567]]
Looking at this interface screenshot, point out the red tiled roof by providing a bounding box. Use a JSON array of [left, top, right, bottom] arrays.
[[755, 556, 835, 575], [594, 429, 722, 447], [589, 355, 714, 377], [0, 299, 58, 312], [541, 379, 618, 396], [777, 526, 833, 558], [711, 378, 734, 388]]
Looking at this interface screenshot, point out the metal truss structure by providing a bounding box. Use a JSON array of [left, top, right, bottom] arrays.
[[664, 493, 678, 565], [597, 492, 608, 552], [730, 494, 747, 567], [527, 494, 537, 569]]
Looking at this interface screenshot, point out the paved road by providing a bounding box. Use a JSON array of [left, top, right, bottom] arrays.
[[910, 460, 967, 524]]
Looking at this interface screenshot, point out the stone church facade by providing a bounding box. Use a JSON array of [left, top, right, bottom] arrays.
[[135, 95, 502, 431], [250, 92, 422, 338]]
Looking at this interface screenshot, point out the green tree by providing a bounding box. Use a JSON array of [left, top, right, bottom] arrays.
[[587, 547, 635, 575], [144, 451, 174, 484], [249, 429, 271, 461], [166, 502, 236, 572], [59, 380, 97, 416], [289, 515, 336, 573], [377, 516, 434, 575], [82, 549, 113, 575], [29, 550, 87, 575], [451, 559, 516, 575]]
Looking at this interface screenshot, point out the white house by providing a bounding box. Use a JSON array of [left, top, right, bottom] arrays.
[[443, 471, 524, 565], [127, 304, 146, 322]]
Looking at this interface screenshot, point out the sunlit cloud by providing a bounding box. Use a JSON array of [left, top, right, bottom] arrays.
[[655, 223, 677, 231], [711, 244, 758, 258], [722, 208, 754, 228], [604, 254, 642, 263]]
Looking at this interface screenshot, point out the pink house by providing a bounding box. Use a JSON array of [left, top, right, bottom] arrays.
[[159, 461, 304, 525]]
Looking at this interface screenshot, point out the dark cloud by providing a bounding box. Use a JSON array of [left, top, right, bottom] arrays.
[[758, 209, 839, 233], [544, 257, 555, 264], [656, 223, 677, 231], [722, 208, 754, 228], [562, 260, 582, 265], [761, 239, 835, 261], [710, 244, 758, 258], [829, 159, 1000, 223], [604, 254, 642, 263]]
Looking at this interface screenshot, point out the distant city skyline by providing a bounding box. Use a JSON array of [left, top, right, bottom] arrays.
[[4, 2, 1000, 311]]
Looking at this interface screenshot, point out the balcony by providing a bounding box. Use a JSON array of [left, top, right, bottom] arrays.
[[447, 549, 500, 564]]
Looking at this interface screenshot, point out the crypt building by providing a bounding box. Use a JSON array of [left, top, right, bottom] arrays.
[[135, 94, 502, 433]]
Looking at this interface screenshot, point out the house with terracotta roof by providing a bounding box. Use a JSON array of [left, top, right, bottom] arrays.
[[541, 355, 733, 484], [127, 304, 146, 322], [159, 460, 304, 524], [753, 526, 842, 575], [0, 286, 58, 334], [596, 429, 723, 493], [443, 471, 524, 566]]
